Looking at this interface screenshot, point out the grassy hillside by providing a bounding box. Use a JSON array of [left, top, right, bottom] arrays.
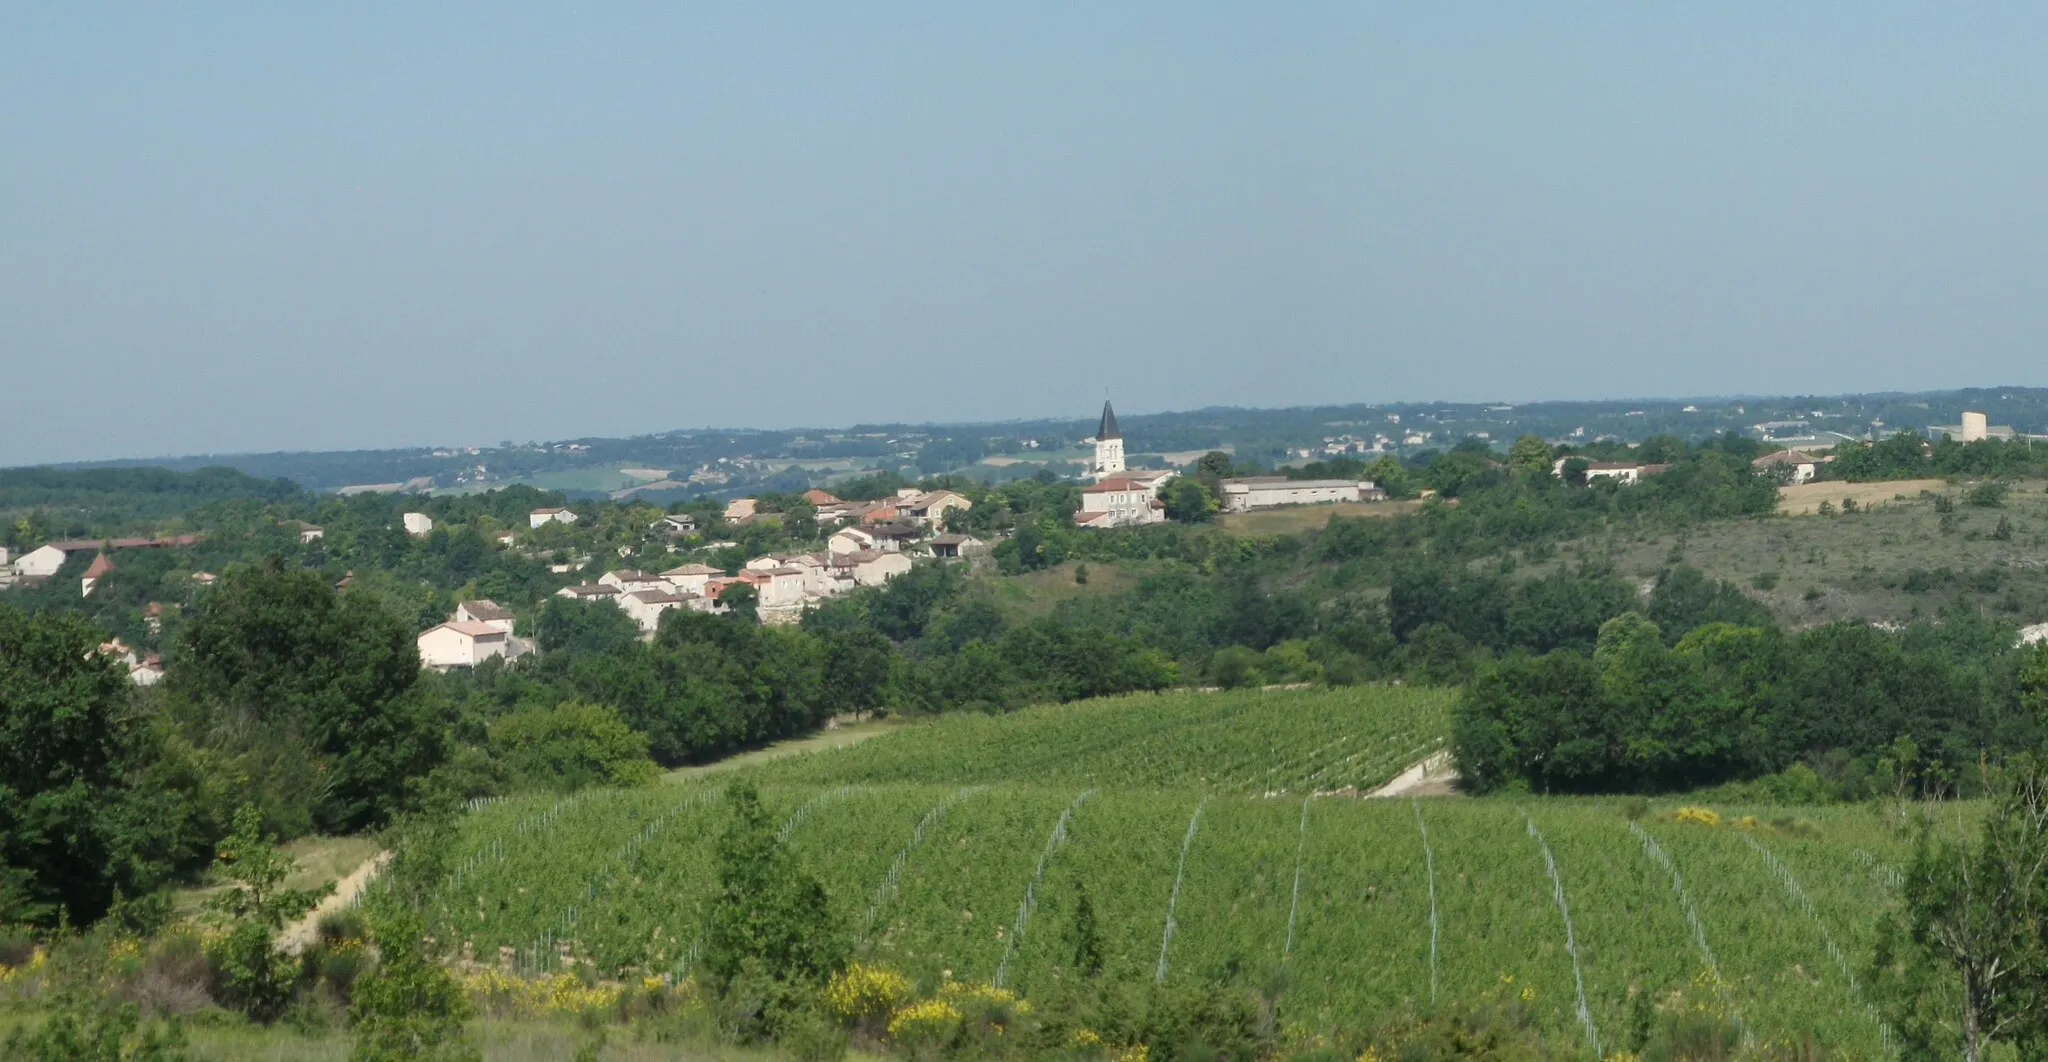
[[416, 687, 1926, 1052], [1217, 499, 1422, 536], [1538, 478, 2048, 627]]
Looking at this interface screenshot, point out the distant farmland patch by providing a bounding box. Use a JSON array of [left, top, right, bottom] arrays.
[[1777, 478, 1945, 515], [1219, 499, 1421, 536]]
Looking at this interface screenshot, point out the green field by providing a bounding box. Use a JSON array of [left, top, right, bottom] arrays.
[[748, 687, 1453, 793], [417, 687, 1925, 1051]]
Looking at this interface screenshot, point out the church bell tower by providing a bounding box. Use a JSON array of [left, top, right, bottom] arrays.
[[1091, 400, 1125, 480]]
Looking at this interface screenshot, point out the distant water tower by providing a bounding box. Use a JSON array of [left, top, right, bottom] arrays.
[[1961, 411, 1988, 442]]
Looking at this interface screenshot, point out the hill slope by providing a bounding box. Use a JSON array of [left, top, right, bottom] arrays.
[[415, 687, 1919, 1052]]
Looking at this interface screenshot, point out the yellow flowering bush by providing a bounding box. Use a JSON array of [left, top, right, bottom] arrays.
[[0, 947, 48, 987], [937, 978, 1030, 1014], [458, 969, 625, 1018], [825, 962, 912, 1026], [1674, 806, 1722, 827], [1115, 1045, 1151, 1062], [888, 998, 963, 1045]]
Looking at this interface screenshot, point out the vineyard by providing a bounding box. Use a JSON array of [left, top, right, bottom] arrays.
[[414, 688, 1932, 1054], [746, 686, 1457, 793]]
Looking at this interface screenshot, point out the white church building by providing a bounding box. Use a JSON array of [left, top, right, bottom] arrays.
[[1075, 400, 1175, 528]]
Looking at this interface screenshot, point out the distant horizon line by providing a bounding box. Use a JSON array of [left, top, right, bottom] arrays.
[[15, 383, 2044, 471]]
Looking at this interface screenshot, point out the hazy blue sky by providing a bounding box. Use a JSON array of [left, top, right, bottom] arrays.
[[5, 4, 2046, 465]]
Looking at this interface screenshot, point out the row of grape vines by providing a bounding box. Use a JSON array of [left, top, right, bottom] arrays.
[[421, 787, 1914, 1051], [747, 686, 1456, 794]]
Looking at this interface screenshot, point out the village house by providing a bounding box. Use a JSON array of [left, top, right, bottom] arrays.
[[417, 621, 514, 670], [279, 520, 324, 543], [868, 522, 925, 553], [454, 599, 517, 634], [660, 563, 722, 597], [98, 639, 137, 668], [724, 498, 759, 523], [12, 541, 92, 581], [650, 514, 697, 537], [1752, 449, 1829, 485], [898, 490, 972, 527], [1075, 470, 1176, 528], [129, 655, 165, 687], [1219, 478, 1383, 513], [1550, 458, 1665, 485], [530, 507, 579, 529], [623, 589, 696, 633], [830, 549, 914, 588], [737, 567, 810, 612], [403, 512, 435, 536], [191, 572, 219, 587], [11, 535, 208, 585], [803, 489, 842, 507], [849, 499, 901, 526], [927, 534, 985, 560], [81, 553, 114, 597], [599, 569, 668, 595], [555, 583, 623, 603], [828, 527, 877, 555]]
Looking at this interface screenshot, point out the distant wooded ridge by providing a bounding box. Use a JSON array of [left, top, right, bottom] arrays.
[[18, 385, 2048, 494]]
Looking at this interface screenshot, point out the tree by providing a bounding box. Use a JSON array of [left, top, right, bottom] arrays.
[[719, 583, 760, 624], [1873, 758, 2048, 1062], [350, 907, 479, 1062], [1508, 435, 1554, 479], [205, 805, 324, 1022], [534, 597, 641, 655], [171, 559, 441, 833], [0, 606, 189, 926], [1196, 451, 1235, 480], [489, 702, 658, 792], [1163, 479, 1217, 524], [703, 781, 847, 990]]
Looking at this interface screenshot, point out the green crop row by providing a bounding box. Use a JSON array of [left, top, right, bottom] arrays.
[[421, 786, 1921, 1051], [746, 685, 1457, 793]]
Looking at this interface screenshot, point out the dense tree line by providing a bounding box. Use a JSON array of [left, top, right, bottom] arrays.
[[1456, 611, 2037, 797], [1828, 431, 2048, 482]]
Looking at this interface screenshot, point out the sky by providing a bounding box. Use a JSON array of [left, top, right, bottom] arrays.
[[4, 4, 2047, 465]]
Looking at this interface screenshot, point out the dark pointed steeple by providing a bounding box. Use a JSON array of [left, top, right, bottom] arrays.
[[1096, 400, 1121, 441]]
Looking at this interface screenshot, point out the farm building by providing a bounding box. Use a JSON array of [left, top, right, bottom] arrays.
[[1219, 478, 1384, 512]]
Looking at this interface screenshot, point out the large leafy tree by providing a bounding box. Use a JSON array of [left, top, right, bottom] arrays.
[[171, 558, 443, 834], [0, 606, 188, 925]]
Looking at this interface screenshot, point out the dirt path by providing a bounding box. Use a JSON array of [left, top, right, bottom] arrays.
[[279, 851, 389, 954], [661, 718, 902, 783], [1368, 751, 1459, 798]]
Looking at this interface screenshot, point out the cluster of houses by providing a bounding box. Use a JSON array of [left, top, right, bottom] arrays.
[[1549, 457, 1674, 486], [2, 535, 205, 597], [1070, 401, 1388, 526], [95, 638, 166, 687], [552, 536, 942, 633]]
